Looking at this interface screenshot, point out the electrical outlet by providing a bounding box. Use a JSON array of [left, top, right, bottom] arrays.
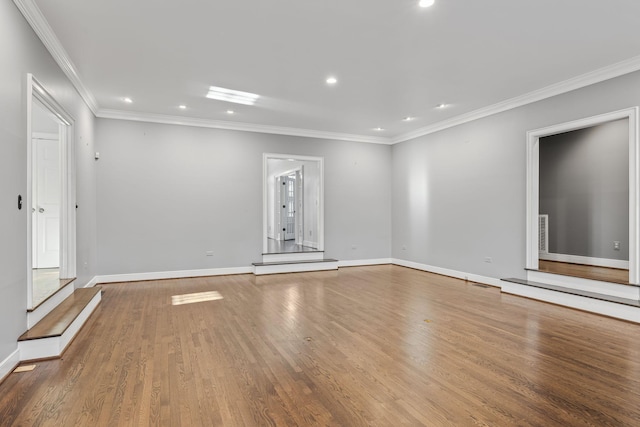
[[206, 251, 214, 257], [614, 241, 621, 250], [351, 245, 357, 250], [484, 257, 492, 263]]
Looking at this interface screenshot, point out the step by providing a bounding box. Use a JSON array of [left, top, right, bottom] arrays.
[[27, 278, 76, 329], [501, 278, 640, 323], [526, 269, 639, 300], [253, 259, 338, 275], [18, 287, 102, 361], [262, 251, 324, 263]]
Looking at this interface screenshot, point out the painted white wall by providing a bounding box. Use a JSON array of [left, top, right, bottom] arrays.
[[392, 69, 640, 280], [96, 119, 392, 274], [0, 1, 96, 371]]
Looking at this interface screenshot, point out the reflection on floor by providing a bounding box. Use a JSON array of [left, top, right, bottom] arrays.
[[32, 268, 70, 307], [266, 238, 318, 254], [538, 260, 630, 285]]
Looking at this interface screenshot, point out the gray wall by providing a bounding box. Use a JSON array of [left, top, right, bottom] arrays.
[[0, 1, 97, 368], [95, 119, 392, 274], [392, 70, 640, 280], [539, 119, 629, 260]]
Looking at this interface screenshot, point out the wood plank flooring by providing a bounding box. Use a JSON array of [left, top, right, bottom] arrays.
[[1, 265, 639, 426]]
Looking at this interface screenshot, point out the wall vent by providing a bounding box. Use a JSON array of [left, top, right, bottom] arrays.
[[538, 214, 549, 254]]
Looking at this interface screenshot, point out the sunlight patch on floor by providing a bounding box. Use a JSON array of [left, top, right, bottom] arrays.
[[171, 291, 223, 306]]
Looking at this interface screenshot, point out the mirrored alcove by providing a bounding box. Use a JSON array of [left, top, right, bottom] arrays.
[[526, 107, 639, 286], [263, 154, 324, 254], [27, 74, 76, 309]]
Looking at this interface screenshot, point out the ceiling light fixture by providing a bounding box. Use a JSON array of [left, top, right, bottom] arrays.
[[123, 97, 133, 103], [374, 127, 385, 131], [402, 116, 414, 121], [436, 103, 447, 109], [326, 76, 338, 85], [206, 86, 259, 106], [178, 105, 186, 109], [226, 110, 235, 114], [419, 0, 435, 7]]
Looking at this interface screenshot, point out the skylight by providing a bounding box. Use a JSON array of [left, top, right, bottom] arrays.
[[206, 86, 260, 106]]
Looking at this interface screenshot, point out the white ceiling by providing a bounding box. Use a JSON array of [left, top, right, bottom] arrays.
[[27, 0, 640, 143]]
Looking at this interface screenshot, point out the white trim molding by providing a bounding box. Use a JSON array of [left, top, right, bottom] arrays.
[[95, 267, 253, 284], [392, 55, 640, 144], [97, 110, 390, 144], [539, 253, 629, 270], [526, 107, 639, 285], [391, 258, 504, 288], [0, 349, 21, 384], [13, 0, 98, 114], [338, 258, 393, 267]]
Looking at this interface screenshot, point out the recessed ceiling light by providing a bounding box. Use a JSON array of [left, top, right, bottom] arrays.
[[226, 110, 235, 114], [178, 105, 186, 109], [206, 86, 259, 106], [374, 127, 385, 131], [326, 76, 337, 85], [436, 103, 448, 109], [123, 97, 133, 103], [402, 116, 414, 122], [419, 0, 435, 7]]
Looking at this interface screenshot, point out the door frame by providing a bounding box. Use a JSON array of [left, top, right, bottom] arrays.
[[263, 153, 323, 253], [26, 74, 76, 309], [525, 107, 639, 284]]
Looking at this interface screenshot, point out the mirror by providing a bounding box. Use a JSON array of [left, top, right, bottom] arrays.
[[526, 107, 639, 285], [27, 74, 76, 309], [538, 119, 629, 283], [263, 154, 324, 254]]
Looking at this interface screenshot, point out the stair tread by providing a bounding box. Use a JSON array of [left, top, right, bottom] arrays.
[[501, 277, 640, 307], [253, 259, 338, 267], [19, 287, 102, 341], [262, 250, 324, 255]]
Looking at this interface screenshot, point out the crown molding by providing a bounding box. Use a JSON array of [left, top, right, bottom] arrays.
[[15, 0, 640, 145], [391, 54, 640, 144], [14, 0, 99, 114], [96, 109, 392, 144]]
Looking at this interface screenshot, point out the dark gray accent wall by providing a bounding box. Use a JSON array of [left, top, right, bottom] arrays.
[[539, 119, 629, 260]]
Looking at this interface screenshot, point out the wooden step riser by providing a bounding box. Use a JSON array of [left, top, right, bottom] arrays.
[[253, 261, 338, 275], [19, 290, 101, 361], [502, 282, 640, 323], [527, 270, 640, 300]]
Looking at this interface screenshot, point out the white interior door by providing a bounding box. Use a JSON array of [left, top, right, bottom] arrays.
[[295, 168, 304, 245], [283, 175, 296, 240], [33, 138, 60, 268]]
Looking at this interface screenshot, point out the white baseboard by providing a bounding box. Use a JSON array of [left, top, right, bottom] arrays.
[[391, 258, 504, 288], [84, 276, 99, 288], [338, 258, 393, 267], [539, 253, 629, 269], [96, 266, 254, 284], [303, 240, 318, 248], [0, 349, 20, 384]]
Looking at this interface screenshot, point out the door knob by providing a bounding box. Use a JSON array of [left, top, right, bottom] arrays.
[[38, 207, 45, 213]]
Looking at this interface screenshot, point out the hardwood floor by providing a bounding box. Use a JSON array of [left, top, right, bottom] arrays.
[[538, 259, 630, 284], [1, 265, 639, 426]]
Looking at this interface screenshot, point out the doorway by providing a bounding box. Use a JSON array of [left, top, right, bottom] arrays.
[[27, 74, 76, 309], [263, 154, 323, 254]]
